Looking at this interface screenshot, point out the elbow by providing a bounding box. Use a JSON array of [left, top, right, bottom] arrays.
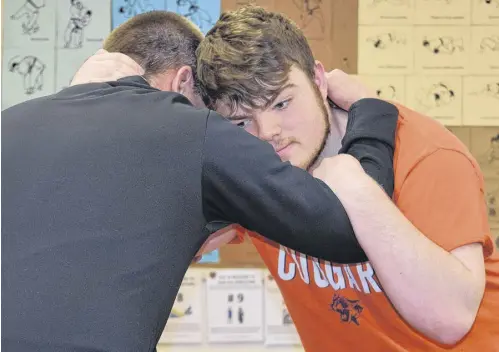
[[430, 311, 476, 346]]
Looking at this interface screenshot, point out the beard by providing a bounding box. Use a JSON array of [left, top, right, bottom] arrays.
[[302, 84, 331, 171]]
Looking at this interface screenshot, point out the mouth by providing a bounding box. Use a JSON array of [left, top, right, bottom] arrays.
[[276, 143, 292, 158]]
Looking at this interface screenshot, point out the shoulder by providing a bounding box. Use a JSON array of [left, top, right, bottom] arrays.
[[392, 103, 479, 189]]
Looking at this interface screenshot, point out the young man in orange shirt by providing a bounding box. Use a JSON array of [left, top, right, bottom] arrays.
[[70, 7, 499, 350], [193, 6, 499, 351]]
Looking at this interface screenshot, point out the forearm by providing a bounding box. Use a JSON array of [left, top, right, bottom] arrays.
[[336, 176, 483, 344], [339, 98, 397, 196], [203, 112, 367, 263]]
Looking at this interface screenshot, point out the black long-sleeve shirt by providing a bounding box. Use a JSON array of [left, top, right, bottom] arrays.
[[1, 76, 397, 352]]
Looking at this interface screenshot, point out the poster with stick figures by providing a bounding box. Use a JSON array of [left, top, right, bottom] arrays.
[[166, 0, 221, 34], [3, 0, 57, 47], [355, 75, 407, 104], [470, 128, 499, 177], [55, 0, 110, 92], [470, 26, 499, 74], [263, 271, 300, 346], [463, 77, 499, 126], [206, 269, 264, 343], [414, 26, 470, 74], [358, 26, 414, 74], [485, 181, 499, 226], [57, 0, 110, 50], [358, 0, 413, 25], [159, 269, 204, 344], [472, 0, 499, 25], [2, 47, 55, 109], [414, 0, 470, 25], [111, 0, 167, 29], [406, 75, 462, 125]]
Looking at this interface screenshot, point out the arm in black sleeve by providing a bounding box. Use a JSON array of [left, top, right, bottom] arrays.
[[202, 98, 397, 263], [338, 98, 398, 197]]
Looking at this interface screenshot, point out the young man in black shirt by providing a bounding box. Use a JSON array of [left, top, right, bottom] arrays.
[[2, 11, 397, 352]]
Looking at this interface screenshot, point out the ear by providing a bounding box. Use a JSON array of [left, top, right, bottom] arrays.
[[171, 65, 194, 96], [313, 60, 328, 100]]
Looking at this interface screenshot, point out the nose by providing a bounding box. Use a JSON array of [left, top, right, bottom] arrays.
[[255, 112, 281, 142]]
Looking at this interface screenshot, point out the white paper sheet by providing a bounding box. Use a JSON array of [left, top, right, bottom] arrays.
[[263, 271, 301, 346], [206, 269, 264, 343], [159, 269, 204, 344], [2, 45, 56, 109]]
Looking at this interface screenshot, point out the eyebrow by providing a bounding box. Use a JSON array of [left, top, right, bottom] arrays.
[[226, 83, 298, 121]]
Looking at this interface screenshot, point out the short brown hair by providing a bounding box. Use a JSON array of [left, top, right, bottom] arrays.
[[104, 11, 204, 92], [196, 5, 316, 113]]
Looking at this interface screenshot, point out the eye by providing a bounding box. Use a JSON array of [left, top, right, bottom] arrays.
[[274, 98, 291, 110]]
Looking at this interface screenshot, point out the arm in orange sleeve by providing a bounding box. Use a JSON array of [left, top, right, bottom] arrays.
[[320, 149, 489, 346], [396, 149, 493, 255]]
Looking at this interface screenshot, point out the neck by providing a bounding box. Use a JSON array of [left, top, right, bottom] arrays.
[[309, 106, 348, 170]]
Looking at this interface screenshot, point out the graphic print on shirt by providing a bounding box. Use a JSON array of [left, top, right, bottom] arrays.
[[276, 246, 383, 326]]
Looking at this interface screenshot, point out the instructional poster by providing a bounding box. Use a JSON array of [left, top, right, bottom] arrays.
[[2, 45, 56, 108], [414, 25, 470, 75], [406, 75, 463, 125], [3, 0, 57, 48], [470, 26, 499, 74], [2, 0, 58, 109], [470, 127, 499, 178], [414, 0, 470, 25], [472, 0, 499, 25], [355, 75, 406, 104], [160, 269, 204, 344], [55, 0, 111, 91], [166, 0, 221, 34], [463, 76, 499, 126], [358, 25, 414, 74], [358, 0, 414, 26], [263, 271, 300, 346], [206, 269, 264, 343]]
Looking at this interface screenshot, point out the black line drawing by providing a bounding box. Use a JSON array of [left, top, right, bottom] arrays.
[[469, 82, 499, 100], [366, 33, 406, 49], [176, 0, 215, 33], [479, 35, 499, 53], [118, 0, 154, 18], [8, 55, 45, 95], [292, 0, 325, 33], [369, 0, 410, 7], [484, 134, 499, 164], [64, 0, 92, 49], [10, 0, 45, 35], [376, 85, 397, 100], [422, 36, 464, 54], [282, 306, 293, 325], [486, 188, 498, 218], [417, 82, 456, 111], [480, 0, 499, 9]]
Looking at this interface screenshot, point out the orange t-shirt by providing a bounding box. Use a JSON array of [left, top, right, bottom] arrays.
[[242, 104, 499, 351]]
